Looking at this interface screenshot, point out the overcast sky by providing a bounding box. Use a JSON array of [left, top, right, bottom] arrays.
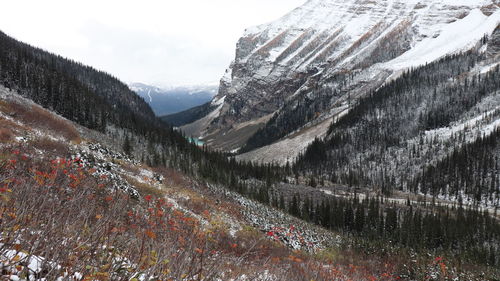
[[0, 0, 305, 87]]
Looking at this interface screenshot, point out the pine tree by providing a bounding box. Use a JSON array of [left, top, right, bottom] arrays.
[[123, 134, 133, 156]]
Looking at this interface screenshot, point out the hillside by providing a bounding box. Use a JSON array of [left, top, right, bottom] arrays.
[[0, 87, 344, 280], [161, 102, 218, 127], [0, 30, 284, 190]]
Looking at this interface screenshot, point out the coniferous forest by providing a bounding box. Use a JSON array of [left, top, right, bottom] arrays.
[[0, 30, 287, 187], [271, 192, 500, 267], [296, 48, 500, 205]]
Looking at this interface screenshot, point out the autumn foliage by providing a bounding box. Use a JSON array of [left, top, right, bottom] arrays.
[[0, 146, 493, 280]]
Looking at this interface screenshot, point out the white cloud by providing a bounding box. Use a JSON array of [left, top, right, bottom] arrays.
[[0, 0, 305, 86]]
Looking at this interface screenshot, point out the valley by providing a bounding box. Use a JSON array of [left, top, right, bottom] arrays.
[[130, 83, 217, 116], [0, 0, 500, 280]]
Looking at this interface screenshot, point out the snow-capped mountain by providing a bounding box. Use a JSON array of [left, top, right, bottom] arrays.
[[129, 82, 217, 116], [182, 0, 500, 157]]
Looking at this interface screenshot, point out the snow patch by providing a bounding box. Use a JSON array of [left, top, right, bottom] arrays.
[[211, 95, 226, 106], [386, 9, 500, 70]]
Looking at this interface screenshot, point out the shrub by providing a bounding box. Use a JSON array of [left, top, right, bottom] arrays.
[[0, 127, 13, 143], [3, 101, 80, 142], [30, 137, 70, 155]]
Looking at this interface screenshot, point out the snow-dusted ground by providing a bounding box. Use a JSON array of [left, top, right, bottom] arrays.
[[236, 104, 350, 165], [207, 183, 342, 252], [319, 188, 499, 218], [236, 116, 333, 165], [424, 106, 500, 143]]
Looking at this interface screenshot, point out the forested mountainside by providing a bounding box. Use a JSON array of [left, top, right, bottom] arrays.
[[0, 32, 155, 125], [183, 0, 500, 158], [0, 30, 289, 197], [161, 102, 217, 127], [295, 40, 500, 205]]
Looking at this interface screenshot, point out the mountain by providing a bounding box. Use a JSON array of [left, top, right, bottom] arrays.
[[172, 0, 500, 229], [130, 82, 217, 116], [0, 29, 287, 191], [0, 31, 163, 137], [182, 0, 500, 156], [1, 16, 500, 279]]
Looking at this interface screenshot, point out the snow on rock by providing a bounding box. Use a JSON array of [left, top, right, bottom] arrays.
[[207, 183, 341, 252], [0, 247, 84, 281], [74, 142, 141, 198], [385, 8, 500, 70], [211, 95, 226, 106]]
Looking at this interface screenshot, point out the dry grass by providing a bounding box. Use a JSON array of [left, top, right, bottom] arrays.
[[30, 137, 70, 156], [118, 159, 142, 175], [123, 174, 165, 198], [1, 100, 80, 142], [154, 166, 193, 189], [0, 117, 26, 144], [0, 127, 13, 143]]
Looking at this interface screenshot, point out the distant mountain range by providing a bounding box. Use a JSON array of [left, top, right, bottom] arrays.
[[129, 82, 217, 116]]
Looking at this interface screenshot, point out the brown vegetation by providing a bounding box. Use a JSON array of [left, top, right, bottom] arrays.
[[123, 174, 165, 198], [0, 115, 26, 144], [0, 100, 80, 142], [30, 137, 70, 155], [0, 127, 13, 143]]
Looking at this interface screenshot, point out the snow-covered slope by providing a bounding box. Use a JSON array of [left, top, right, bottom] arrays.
[[183, 0, 500, 157], [385, 8, 500, 70]]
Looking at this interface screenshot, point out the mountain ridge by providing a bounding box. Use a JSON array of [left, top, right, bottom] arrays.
[[182, 0, 500, 156], [129, 82, 217, 116]]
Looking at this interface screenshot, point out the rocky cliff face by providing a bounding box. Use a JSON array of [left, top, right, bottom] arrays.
[[183, 0, 500, 158]]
